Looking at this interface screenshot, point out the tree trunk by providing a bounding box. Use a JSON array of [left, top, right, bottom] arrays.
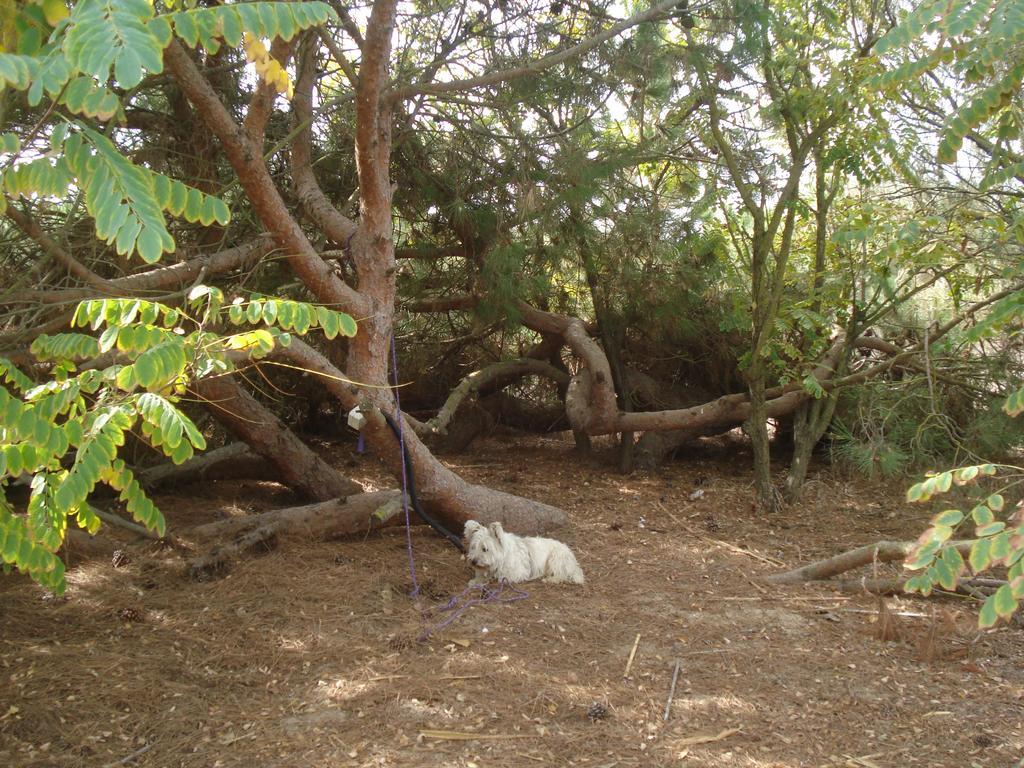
[[188, 490, 417, 578], [782, 394, 837, 504], [746, 363, 782, 513], [194, 376, 363, 500], [191, 490, 404, 541], [782, 150, 842, 505]]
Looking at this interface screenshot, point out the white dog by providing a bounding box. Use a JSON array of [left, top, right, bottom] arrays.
[[463, 520, 584, 586]]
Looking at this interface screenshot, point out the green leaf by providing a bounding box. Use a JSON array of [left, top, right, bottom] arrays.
[[969, 537, 992, 572], [262, 300, 279, 326], [317, 306, 338, 339], [933, 509, 964, 527], [337, 312, 358, 337], [136, 225, 163, 264], [955, 465, 979, 484], [971, 504, 994, 525], [992, 584, 1018, 619], [64, 0, 164, 89], [934, 557, 957, 590], [976, 521, 1006, 537], [989, 531, 1012, 562], [978, 594, 1000, 628]]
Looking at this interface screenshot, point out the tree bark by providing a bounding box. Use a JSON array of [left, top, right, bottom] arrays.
[[139, 442, 278, 490], [194, 375, 363, 500], [746, 364, 781, 513], [188, 490, 408, 578], [765, 540, 974, 584], [782, 395, 837, 504], [191, 490, 404, 541]]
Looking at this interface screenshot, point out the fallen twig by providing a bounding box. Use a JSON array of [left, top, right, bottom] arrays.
[[663, 659, 681, 721], [103, 742, 153, 767], [419, 729, 535, 741], [707, 538, 785, 567], [677, 726, 740, 748], [623, 633, 641, 678], [765, 540, 973, 584]]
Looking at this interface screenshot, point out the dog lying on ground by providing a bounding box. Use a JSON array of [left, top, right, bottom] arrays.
[[463, 520, 584, 586]]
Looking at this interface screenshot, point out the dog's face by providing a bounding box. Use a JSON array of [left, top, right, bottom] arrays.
[[464, 520, 504, 572]]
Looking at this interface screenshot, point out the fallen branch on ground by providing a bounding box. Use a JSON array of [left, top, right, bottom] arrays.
[[804, 576, 1004, 596], [187, 490, 413, 578], [764, 539, 974, 585]]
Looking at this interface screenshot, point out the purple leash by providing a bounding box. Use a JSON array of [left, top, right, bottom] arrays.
[[389, 333, 529, 635], [418, 581, 530, 642], [390, 333, 419, 598]]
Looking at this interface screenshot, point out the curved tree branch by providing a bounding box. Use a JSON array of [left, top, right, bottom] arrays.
[[292, 35, 358, 244], [423, 358, 570, 436]]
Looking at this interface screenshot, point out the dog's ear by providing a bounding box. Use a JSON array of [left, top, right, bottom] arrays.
[[464, 520, 482, 537], [487, 521, 505, 540]]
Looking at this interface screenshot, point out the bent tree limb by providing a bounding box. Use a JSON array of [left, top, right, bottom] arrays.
[[765, 539, 975, 585], [423, 358, 570, 436], [139, 442, 278, 490]]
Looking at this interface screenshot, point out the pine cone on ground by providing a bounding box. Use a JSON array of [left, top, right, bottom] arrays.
[[586, 701, 610, 721], [111, 550, 131, 568]]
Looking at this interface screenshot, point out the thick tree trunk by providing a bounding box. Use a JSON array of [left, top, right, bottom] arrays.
[[188, 491, 411, 578], [191, 490, 404, 541], [782, 395, 837, 504], [194, 376, 363, 500]]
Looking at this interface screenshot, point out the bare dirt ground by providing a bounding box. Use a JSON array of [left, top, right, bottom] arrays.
[[2, 434, 1023, 768]]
